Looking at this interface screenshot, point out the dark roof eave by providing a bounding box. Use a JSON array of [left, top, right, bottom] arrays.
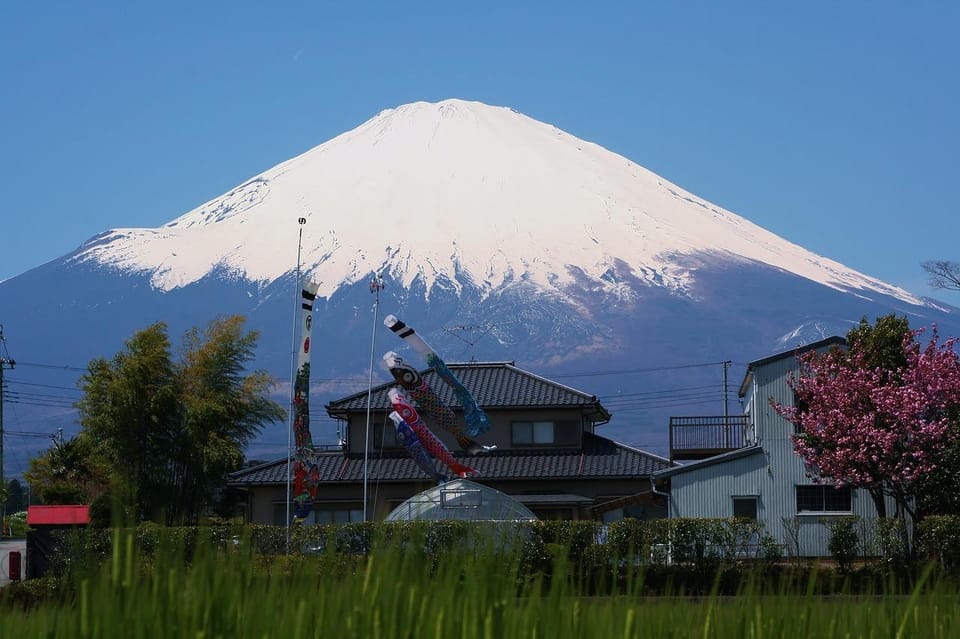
[[654, 445, 764, 478], [738, 336, 846, 397], [228, 435, 669, 485]]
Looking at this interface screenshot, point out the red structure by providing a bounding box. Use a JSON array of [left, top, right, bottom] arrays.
[[25, 505, 92, 580], [26, 505, 91, 526]]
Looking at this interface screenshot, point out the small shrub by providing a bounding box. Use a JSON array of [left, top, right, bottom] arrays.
[[38, 482, 84, 505], [917, 514, 960, 570], [606, 518, 669, 564], [88, 493, 112, 528], [332, 522, 373, 554], [248, 524, 287, 555], [872, 517, 908, 565], [5, 511, 27, 537], [759, 533, 783, 562], [781, 516, 802, 561], [670, 518, 720, 566], [0, 576, 67, 610], [825, 515, 860, 572], [715, 517, 765, 561]]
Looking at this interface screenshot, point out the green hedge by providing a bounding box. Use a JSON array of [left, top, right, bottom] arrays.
[[8, 519, 959, 611], [41, 517, 784, 579], [42, 515, 958, 581], [0, 576, 68, 610], [606, 517, 779, 566]]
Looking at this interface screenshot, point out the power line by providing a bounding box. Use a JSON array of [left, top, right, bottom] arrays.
[[608, 397, 728, 412], [4, 378, 84, 393], [550, 361, 730, 378], [597, 384, 718, 400], [10, 356, 747, 386], [4, 430, 59, 440], [604, 398, 725, 412], [6, 390, 77, 401], [15, 361, 88, 372], [5, 398, 77, 409], [601, 387, 723, 403]]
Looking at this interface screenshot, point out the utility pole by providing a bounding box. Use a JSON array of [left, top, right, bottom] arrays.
[[0, 326, 16, 536], [722, 360, 731, 419], [722, 360, 731, 449]]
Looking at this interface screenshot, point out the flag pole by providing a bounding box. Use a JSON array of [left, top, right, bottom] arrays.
[[363, 274, 385, 522], [286, 217, 306, 548]]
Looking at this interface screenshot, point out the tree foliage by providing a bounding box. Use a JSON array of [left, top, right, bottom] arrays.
[[774, 315, 960, 522], [162, 315, 286, 524], [68, 316, 285, 524], [846, 315, 910, 372], [24, 434, 111, 505], [4, 479, 26, 513], [76, 322, 180, 519], [915, 411, 960, 516]]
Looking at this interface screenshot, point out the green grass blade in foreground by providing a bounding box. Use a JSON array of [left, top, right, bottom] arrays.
[[5, 533, 960, 638]]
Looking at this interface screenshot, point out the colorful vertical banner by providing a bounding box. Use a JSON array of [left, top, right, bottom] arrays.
[[292, 281, 321, 522]]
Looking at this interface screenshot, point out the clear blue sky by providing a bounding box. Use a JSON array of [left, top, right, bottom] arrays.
[[2, 1, 957, 300]]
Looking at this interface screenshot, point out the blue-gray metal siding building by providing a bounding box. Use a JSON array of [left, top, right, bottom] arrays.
[[658, 336, 899, 557]]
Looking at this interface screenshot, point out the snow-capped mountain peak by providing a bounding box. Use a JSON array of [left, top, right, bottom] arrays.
[[74, 99, 924, 306]]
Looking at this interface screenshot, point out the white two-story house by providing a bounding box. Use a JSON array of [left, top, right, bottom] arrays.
[[655, 336, 898, 557]]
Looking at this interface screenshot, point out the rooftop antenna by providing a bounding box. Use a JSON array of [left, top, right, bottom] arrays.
[[442, 323, 497, 363]]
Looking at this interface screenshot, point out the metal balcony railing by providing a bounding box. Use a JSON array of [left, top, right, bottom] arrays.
[[668, 415, 750, 462]]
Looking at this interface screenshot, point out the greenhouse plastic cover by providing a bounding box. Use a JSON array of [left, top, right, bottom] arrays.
[[385, 479, 538, 522]]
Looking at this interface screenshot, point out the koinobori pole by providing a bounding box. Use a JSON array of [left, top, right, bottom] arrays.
[[285, 217, 306, 545], [362, 275, 385, 522]]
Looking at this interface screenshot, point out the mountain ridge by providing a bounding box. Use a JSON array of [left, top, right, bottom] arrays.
[[1, 99, 957, 466], [70, 99, 925, 308]]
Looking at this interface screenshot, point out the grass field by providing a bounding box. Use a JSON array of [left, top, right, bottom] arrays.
[[2, 529, 958, 638]]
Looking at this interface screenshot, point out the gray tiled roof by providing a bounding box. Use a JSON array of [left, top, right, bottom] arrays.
[[326, 362, 610, 420], [229, 433, 670, 486]]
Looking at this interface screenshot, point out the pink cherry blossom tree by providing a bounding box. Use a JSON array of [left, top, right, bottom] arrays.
[[774, 325, 960, 521]]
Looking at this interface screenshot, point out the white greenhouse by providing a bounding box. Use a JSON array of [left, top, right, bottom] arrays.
[[385, 479, 538, 522]]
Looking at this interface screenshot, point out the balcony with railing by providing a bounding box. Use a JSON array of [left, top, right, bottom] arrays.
[[668, 415, 750, 462]]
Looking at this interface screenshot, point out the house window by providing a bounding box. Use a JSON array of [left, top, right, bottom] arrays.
[[374, 422, 401, 449], [313, 508, 364, 524], [272, 505, 364, 525], [512, 421, 555, 445], [732, 496, 758, 520], [796, 485, 852, 513], [792, 392, 809, 434]]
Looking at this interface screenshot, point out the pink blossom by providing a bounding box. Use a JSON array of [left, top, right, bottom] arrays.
[[773, 327, 960, 501]]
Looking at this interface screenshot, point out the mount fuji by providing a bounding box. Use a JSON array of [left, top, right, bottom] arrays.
[[2, 99, 957, 462]]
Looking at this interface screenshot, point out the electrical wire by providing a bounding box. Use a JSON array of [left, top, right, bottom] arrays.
[[7, 357, 745, 387], [4, 378, 83, 393], [14, 361, 88, 372]]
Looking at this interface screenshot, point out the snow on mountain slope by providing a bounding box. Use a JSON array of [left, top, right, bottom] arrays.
[[74, 99, 924, 306]]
